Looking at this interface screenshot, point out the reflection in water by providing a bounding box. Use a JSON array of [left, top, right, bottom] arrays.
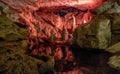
[[30, 44, 120, 74], [54, 46, 75, 72], [55, 46, 120, 74]]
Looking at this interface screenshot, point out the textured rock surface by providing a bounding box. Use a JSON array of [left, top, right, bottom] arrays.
[[0, 0, 106, 12], [72, 16, 111, 49], [95, 0, 120, 14], [108, 55, 120, 70], [107, 42, 120, 53], [0, 0, 120, 72], [107, 42, 120, 70], [0, 0, 106, 43], [0, 46, 39, 74], [95, 0, 120, 44], [0, 15, 54, 74], [95, 0, 120, 70], [95, 0, 120, 45], [110, 13, 120, 44], [0, 3, 19, 21], [0, 15, 28, 41], [71, 0, 120, 49], [0, 45, 54, 74]]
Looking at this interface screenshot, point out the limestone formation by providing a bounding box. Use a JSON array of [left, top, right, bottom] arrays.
[[73, 16, 111, 49], [0, 14, 54, 74], [107, 42, 120, 53], [108, 55, 120, 70]]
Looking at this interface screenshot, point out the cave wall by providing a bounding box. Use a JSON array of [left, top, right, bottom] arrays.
[[72, 0, 120, 70], [0, 4, 54, 74], [72, 16, 111, 49], [73, 0, 120, 49], [0, 0, 107, 42], [0, 0, 120, 72]]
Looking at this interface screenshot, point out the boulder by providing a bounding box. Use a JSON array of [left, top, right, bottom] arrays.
[[72, 16, 111, 49]]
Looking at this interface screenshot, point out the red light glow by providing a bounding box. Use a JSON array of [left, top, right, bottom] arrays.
[[0, 0, 107, 62]]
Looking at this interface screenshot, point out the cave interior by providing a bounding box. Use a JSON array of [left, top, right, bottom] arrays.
[[0, 0, 120, 74]]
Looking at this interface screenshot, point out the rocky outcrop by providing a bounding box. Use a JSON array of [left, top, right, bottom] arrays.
[[0, 0, 120, 72], [110, 13, 120, 44], [108, 55, 120, 70], [0, 0, 106, 43], [94, 0, 120, 70], [107, 42, 120, 53], [107, 42, 120, 70], [72, 0, 120, 49], [72, 16, 111, 49], [0, 15, 28, 41], [0, 15, 54, 74], [0, 0, 106, 12], [0, 44, 54, 74], [95, 0, 120, 44], [0, 46, 39, 74], [0, 3, 19, 21], [95, 0, 120, 14]]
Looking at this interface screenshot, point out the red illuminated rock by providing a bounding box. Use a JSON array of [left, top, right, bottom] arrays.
[[0, 0, 106, 34], [0, 0, 107, 50], [0, 0, 106, 12]]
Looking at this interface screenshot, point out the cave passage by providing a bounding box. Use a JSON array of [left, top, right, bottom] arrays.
[[0, 0, 107, 58], [0, 0, 107, 44], [0, 0, 110, 73]]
